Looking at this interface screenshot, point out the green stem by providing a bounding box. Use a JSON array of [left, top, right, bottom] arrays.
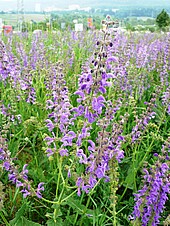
[[60, 190, 77, 203], [0, 211, 10, 226], [54, 126, 62, 220], [40, 197, 56, 204], [119, 185, 128, 202], [55, 157, 61, 200], [79, 195, 91, 226], [73, 193, 84, 225], [112, 191, 117, 226], [41, 189, 77, 205], [132, 145, 138, 192]]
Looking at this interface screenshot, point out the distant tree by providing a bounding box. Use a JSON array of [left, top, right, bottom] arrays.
[[156, 9, 170, 29]]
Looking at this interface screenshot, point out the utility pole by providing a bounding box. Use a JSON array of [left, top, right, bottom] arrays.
[[17, 0, 25, 31]]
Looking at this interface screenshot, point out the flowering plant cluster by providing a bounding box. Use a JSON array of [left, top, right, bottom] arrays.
[[131, 138, 170, 226], [0, 134, 44, 199], [0, 17, 170, 226]]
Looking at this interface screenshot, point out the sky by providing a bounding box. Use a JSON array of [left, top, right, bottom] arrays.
[[0, 0, 169, 11]]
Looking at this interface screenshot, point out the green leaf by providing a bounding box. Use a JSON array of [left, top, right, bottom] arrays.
[[46, 205, 62, 220], [124, 166, 135, 190], [10, 216, 41, 226], [45, 212, 54, 219], [9, 203, 41, 226], [86, 209, 94, 218], [64, 215, 76, 225], [66, 198, 85, 214], [66, 197, 94, 218], [9, 204, 27, 225], [46, 218, 63, 226]]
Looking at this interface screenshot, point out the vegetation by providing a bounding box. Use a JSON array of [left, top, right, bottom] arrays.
[[1, 8, 169, 32], [0, 17, 170, 226], [156, 9, 170, 30]]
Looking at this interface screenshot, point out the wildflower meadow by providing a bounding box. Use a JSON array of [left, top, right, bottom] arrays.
[[0, 18, 170, 226]]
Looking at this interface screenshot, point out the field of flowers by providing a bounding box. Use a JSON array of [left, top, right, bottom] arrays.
[[0, 19, 170, 226]]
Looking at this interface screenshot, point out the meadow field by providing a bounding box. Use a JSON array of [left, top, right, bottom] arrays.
[[0, 13, 46, 27], [0, 19, 170, 226]]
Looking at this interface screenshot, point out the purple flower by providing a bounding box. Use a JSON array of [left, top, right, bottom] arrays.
[[86, 157, 95, 173], [67, 169, 71, 178], [131, 157, 170, 225], [76, 134, 83, 146], [80, 73, 93, 93], [21, 164, 28, 180], [82, 184, 91, 194], [76, 177, 84, 196], [76, 177, 83, 187], [100, 78, 112, 88], [46, 99, 55, 109], [0, 148, 5, 160], [74, 91, 85, 103], [95, 167, 105, 179], [36, 182, 45, 199], [114, 147, 124, 162], [161, 163, 169, 173], [88, 140, 96, 152], [84, 107, 96, 123], [16, 180, 23, 187], [92, 96, 105, 114], [8, 172, 17, 184], [3, 161, 11, 170], [45, 136, 55, 146], [76, 149, 87, 164], [76, 124, 91, 146], [21, 188, 31, 198], [81, 124, 91, 137], [46, 119, 54, 131], [167, 105, 170, 115], [61, 131, 76, 146], [106, 72, 117, 79], [88, 175, 97, 188], [20, 83, 29, 90], [72, 105, 85, 118], [106, 56, 119, 63], [59, 149, 69, 156], [98, 86, 106, 94], [46, 148, 54, 157]]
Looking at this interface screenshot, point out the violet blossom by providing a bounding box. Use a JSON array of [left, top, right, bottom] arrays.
[[131, 142, 170, 226]]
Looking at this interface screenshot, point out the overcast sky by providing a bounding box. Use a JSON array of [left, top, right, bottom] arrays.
[[0, 0, 169, 11]]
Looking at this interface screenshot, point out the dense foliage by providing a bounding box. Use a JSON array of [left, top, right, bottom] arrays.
[[0, 19, 170, 225], [156, 9, 170, 29]]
